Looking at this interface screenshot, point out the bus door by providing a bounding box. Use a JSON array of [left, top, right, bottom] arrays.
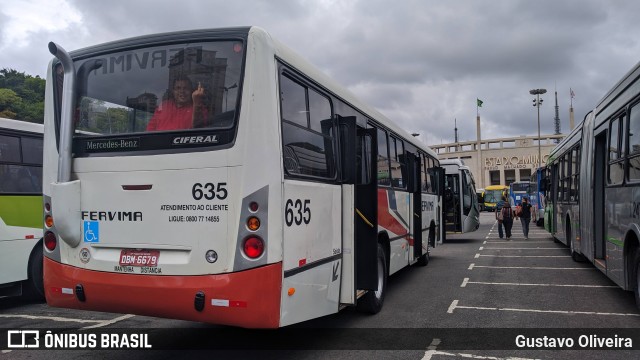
[[434, 166, 445, 244], [546, 164, 558, 234], [406, 152, 423, 259], [594, 131, 607, 262], [338, 117, 378, 305], [444, 174, 461, 232]]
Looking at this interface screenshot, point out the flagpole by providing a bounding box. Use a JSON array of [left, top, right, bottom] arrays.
[[476, 98, 483, 188]]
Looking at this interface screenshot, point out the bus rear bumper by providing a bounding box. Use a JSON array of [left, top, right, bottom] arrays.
[[44, 257, 282, 328]]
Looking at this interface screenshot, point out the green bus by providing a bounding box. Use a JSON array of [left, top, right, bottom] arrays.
[[0, 117, 44, 299]]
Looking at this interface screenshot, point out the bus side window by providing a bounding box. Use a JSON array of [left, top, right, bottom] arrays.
[[628, 103, 640, 180], [377, 128, 390, 186]]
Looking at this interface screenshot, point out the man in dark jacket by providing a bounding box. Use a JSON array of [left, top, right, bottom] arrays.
[[520, 197, 533, 239]]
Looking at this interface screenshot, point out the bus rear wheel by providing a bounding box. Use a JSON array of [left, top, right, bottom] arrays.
[[23, 242, 45, 300], [357, 244, 388, 314]]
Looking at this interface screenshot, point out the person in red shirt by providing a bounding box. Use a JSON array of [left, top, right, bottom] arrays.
[[146, 76, 208, 131]]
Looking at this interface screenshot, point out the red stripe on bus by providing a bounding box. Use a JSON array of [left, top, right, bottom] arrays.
[[377, 189, 412, 244], [44, 258, 282, 328]]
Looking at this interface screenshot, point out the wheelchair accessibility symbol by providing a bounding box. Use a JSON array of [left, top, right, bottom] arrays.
[[83, 221, 100, 243]]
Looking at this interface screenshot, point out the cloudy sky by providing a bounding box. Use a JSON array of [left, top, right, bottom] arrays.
[[1, 0, 639, 146]]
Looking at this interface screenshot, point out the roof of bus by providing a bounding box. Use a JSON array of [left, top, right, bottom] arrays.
[[0, 117, 44, 134], [485, 185, 508, 190], [550, 59, 640, 161], [261, 27, 437, 158]]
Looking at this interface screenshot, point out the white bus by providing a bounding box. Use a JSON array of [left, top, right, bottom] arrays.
[[42, 27, 445, 327], [0, 117, 44, 299], [439, 159, 480, 235], [545, 60, 640, 308]]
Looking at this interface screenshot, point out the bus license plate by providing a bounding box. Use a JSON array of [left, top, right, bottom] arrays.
[[119, 249, 159, 267]]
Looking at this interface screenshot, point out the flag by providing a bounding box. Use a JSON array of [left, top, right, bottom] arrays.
[[570, 88, 575, 98], [477, 98, 483, 107]]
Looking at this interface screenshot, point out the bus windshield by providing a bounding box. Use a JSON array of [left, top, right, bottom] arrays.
[[60, 41, 245, 139], [511, 182, 530, 192], [484, 189, 503, 203]]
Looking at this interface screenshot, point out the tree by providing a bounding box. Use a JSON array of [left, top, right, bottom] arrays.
[[0, 88, 22, 119], [0, 68, 45, 122]]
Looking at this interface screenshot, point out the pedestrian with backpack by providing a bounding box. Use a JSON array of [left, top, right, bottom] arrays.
[[495, 196, 506, 239], [501, 199, 514, 240]]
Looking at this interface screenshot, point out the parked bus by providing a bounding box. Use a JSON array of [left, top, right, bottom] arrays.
[[483, 184, 509, 212], [528, 166, 547, 226], [0, 117, 44, 299], [544, 60, 640, 308], [509, 181, 531, 207], [42, 27, 446, 327], [439, 159, 480, 234]]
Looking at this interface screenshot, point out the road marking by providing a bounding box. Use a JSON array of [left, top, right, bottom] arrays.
[[450, 302, 640, 317], [483, 240, 487, 244], [0, 313, 136, 329], [81, 314, 135, 329], [474, 253, 480, 258], [464, 280, 618, 288], [482, 247, 565, 250], [0, 314, 102, 324], [447, 300, 459, 313], [428, 350, 537, 360], [477, 254, 568, 258], [486, 240, 548, 243], [469, 265, 594, 270], [421, 338, 441, 360], [479, 246, 484, 251]]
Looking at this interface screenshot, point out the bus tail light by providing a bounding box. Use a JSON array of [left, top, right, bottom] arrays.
[[243, 237, 264, 259], [44, 231, 57, 251]]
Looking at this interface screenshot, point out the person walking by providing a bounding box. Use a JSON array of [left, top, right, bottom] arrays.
[[520, 197, 533, 240], [501, 199, 514, 240], [494, 196, 506, 239]]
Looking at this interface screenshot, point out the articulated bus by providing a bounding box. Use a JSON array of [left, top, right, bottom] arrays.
[[439, 159, 480, 234], [0, 117, 44, 299], [528, 166, 547, 226], [42, 27, 446, 327], [545, 60, 640, 308], [483, 184, 508, 212]]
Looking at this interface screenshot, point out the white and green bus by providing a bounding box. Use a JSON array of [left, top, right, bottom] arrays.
[[0, 117, 44, 299], [42, 27, 446, 327], [545, 60, 640, 308]]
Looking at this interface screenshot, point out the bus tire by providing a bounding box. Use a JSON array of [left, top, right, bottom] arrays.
[[417, 225, 435, 267], [357, 244, 388, 314], [23, 241, 45, 300], [416, 251, 429, 267]]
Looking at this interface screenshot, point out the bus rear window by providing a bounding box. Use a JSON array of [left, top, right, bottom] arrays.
[[67, 41, 244, 137]]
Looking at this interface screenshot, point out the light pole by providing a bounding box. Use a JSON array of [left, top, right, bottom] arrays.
[[224, 83, 238, 111], [530, 88, 547, 168]]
